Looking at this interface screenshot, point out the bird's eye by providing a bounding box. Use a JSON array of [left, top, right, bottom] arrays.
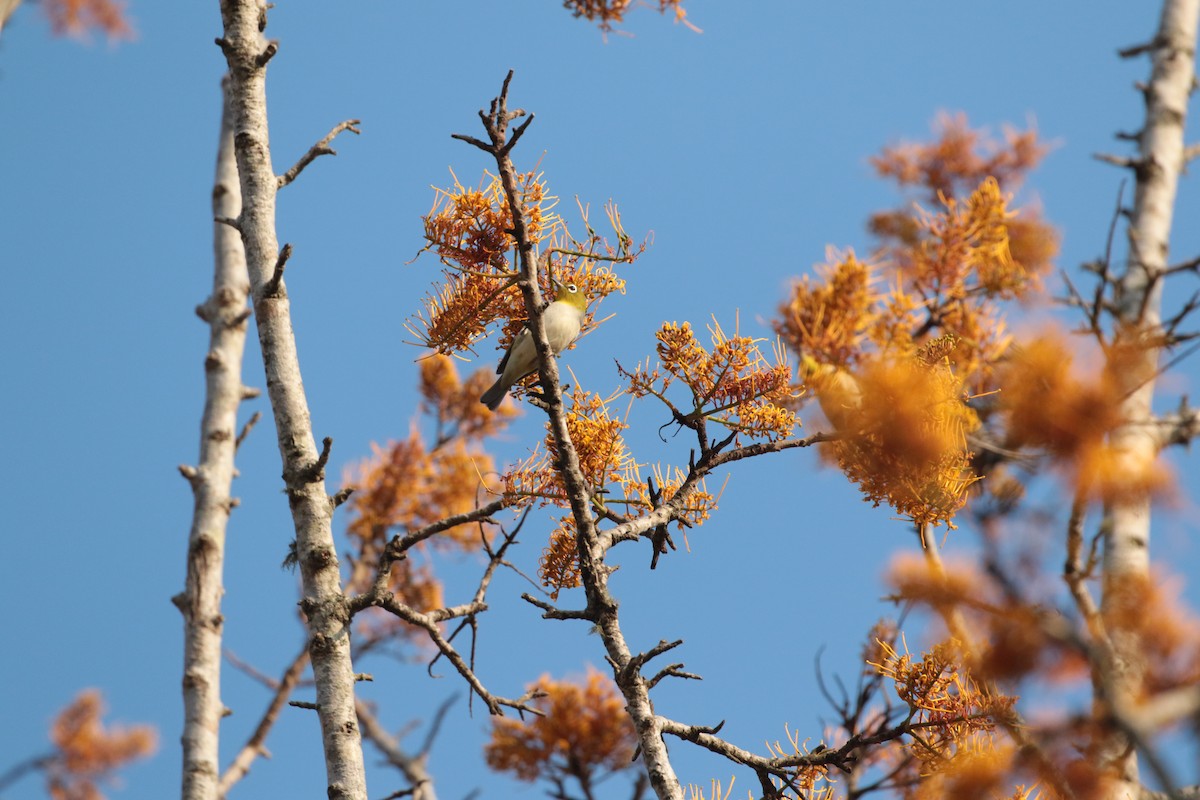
[[567, 283, 578, 293]]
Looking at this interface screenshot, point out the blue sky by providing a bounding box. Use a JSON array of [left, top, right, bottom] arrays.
[[1, 1, 1199, 798]]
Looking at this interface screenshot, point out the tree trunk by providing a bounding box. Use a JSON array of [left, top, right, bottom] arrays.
[[177, 76, 253, 800], [1100, 0, 1199, 796], [215, 1, 368, 797]]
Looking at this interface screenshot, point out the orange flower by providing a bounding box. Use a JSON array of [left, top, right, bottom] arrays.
[[869, 113, 1046, 201], [810, 349, 980, 528], [46, 691, 156, 800], [1101, 571, 1200, 694], [345, 435, 497, 552], [502, 388, 631, 508], [411, 173, 633, 360], [624, 463, 714, 529], [775, 251, 877, 368], [43, 0, 133, 39], [486, 669, 637, 784], [998, 331, 1172, 502], [631, 319, 797, 441], [539, 518, 583, 599], [778, 176, 1053, 413], [346, 357, 512, 542], [554, 388, 634, 490], [562, 0, 694, 32], [999, 334, 1120, 458], [423, 170, 550, 273], [872, 639, 1017, 775], [419, 354, 519, 439], [1074, 441, 1172, 504], [887, 553, 981, 609]]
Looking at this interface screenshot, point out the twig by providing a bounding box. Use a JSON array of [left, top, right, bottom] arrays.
[[420, 694, 459, 757], [449, 71, 845, 800], [331, 486, 355, 508], [521, 593, 593, 620], [350, 499, 510, 614], [277, 120, 362, 189], [1064, 495, 1106, 644], [378, 596, 532, 716], [235, 411, 262, 451], [1165, 254, 1200, 275], [301, 435, 333, 482], [260, 243, 292, 299], [1094, 152, 1144, 170], [352, 519, 535, 717], [1153, 396, 1200, 448], [1118, 37, 1161, 58], [356, 699, 442, 800], [219, 646, 310, 795], [598, 432, 834, 550], [646, 663, 702, 690], [392, 499, 509, 556], [0, 753, 53, 794]]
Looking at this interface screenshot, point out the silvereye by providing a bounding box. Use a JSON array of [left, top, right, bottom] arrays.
[[480, 282, 587, 411]]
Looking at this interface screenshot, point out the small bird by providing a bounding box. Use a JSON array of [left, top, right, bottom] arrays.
[[480, 282, 588, 411], [801, 355, 863, 431]]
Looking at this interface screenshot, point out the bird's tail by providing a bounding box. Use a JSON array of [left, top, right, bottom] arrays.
[[480, 379, 507, 411]]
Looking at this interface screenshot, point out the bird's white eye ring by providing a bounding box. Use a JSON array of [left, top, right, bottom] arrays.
[[566, 283, 578, 293]]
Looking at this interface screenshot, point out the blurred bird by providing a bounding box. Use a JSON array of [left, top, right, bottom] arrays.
[[801, 355, 863, 431], [480, 282, 587, 411]]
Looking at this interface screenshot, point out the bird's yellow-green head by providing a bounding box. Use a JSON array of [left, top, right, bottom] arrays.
[[552, 281, 589, 312]]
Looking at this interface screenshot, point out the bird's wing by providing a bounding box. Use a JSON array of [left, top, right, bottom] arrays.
[[496, 327, 529, 375]]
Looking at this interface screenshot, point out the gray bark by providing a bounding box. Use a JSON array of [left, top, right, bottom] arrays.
[[177, 76, 253, 800], [215, 1, 368, 797], [1100, 1, 1199, 797]]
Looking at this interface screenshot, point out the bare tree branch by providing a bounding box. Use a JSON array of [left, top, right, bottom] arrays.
[[352, 522, 536, 717], [452, 72, 686, 799], [277, 119, 362, 189], [0, 754, 54, 796], [357, 699, 442, 800], [219, 646, 310, 796]]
